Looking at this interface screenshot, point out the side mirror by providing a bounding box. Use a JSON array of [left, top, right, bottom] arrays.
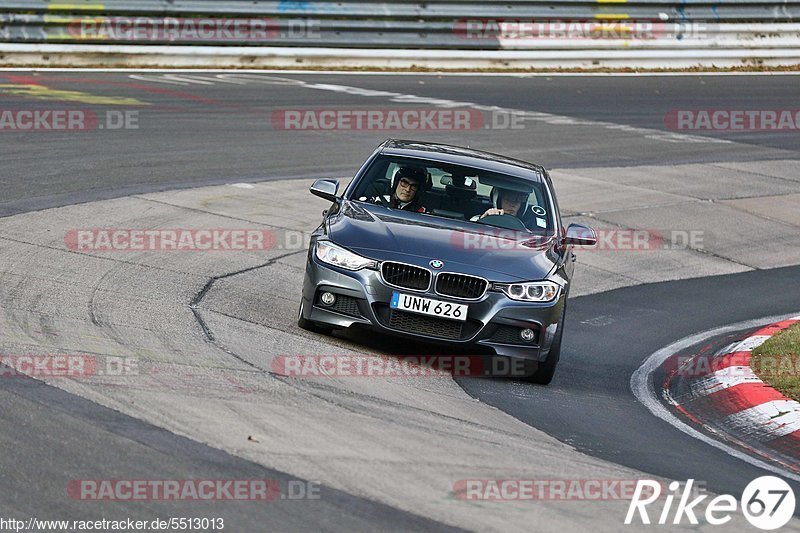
[[310, 179, 340, 202], [563, 224, 597, 246]]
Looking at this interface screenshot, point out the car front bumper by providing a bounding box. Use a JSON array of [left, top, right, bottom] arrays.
[[300, 254, 566, 362]]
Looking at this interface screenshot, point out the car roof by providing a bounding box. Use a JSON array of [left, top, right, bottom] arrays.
[[379, 139, 547, 181]]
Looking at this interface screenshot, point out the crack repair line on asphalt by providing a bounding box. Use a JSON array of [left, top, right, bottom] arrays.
[[189, 249, 304, 368]]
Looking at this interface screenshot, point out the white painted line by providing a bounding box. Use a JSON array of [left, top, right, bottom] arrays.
[[230, 76, 727, 145], [631, 312, 800, 481], [1, 68, 799, 77]]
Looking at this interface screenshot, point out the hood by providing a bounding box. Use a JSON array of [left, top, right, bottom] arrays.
[[327, 201, 560, 282]]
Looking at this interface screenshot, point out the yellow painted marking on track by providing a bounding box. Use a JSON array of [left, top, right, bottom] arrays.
[[47, 3, 105, 10], [0, 85, 149, 106], [595, 13, 631, 19]]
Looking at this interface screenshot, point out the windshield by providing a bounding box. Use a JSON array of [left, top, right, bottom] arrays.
[[350, 155, 554, 233]]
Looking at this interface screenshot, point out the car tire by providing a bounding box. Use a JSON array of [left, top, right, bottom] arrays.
[[524, 305, 566, 385], [297, 300, 333, 335]]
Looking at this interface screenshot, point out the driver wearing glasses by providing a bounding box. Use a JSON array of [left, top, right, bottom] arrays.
[[371, 166, 429, 213]]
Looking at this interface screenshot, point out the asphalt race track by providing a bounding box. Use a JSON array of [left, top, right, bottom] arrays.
[[1, 70, 799, 531], [2, 72, 798, 216], [459, 266, 800, 497]]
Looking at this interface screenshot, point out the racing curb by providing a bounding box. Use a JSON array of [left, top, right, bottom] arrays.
[[664, 315, 800, 471]]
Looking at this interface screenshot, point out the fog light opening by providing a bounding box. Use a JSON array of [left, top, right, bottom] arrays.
[[320, 292, 337, 306], [520, 328, 536, 343]]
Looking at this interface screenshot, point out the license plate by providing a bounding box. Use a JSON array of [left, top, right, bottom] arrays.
[[390, 292, 468, 322]]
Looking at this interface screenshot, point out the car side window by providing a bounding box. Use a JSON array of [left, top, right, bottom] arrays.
[[385, 163, 399, 181]]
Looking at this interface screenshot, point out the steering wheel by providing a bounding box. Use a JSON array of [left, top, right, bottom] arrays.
[[476, 214, 527, 231]]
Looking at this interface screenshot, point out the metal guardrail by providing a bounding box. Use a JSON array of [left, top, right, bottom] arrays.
[[0, 1, 798, 67], [1, 0, 799, 14], [1, 16, 799, 49], [1, 0, 800, 21]]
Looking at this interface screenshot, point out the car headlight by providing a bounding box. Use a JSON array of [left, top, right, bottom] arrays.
[[315, 241, 376, 271], [495, 281, 560, 302]]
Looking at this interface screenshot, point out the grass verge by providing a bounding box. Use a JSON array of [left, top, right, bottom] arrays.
[[751, 322, 800, 402]]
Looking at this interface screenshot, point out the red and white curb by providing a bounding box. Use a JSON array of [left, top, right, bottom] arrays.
[[632, 313, 800, 482], [665, 316, 800, 468]]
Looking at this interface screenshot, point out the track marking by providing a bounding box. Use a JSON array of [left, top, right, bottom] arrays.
[[167, 73, 725, 145], [0, 68, 799, 78], [0, 83, 149, 105], [0, 67, 797, 76], [631, 313, 800, 482]]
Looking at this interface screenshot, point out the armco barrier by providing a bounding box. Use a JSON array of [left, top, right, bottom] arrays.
[[1, 1, 799, 68], [2, 15, 800, 50], [2, 1, 800, 21]]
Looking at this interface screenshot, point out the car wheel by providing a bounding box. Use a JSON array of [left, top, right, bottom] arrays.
[[297, 300, 333, 335]]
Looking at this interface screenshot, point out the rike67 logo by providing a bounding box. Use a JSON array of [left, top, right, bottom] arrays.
[[626, 477, 795, 530]]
